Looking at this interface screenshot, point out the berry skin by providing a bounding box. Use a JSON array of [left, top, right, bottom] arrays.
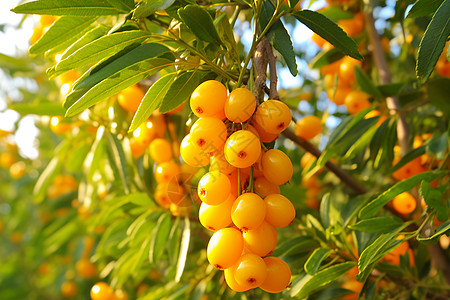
[[392, 192, 417, 214], [154, 161, 181, 184], [209, 151, 236, 175], [295, 116, 322, 140], [224, 88, 257, 122], [224, 263, 251, 292], [262, 149, 293, 185], [344, 91, 371, 115], [90, 282, 114, 300], [199, 194, 234, 231], [207, 227, 244, 270], [180, 134, 210, 167], [224, 130, 261, 168], [264, 194, 296, 228], [234, 253, 267, 289], [251, 121, 279, 143], [231, 193, 266, 231], [61, 281, 77, 298], [198, 171, 231, 205], [252, 100, 292, 134], [243, 221, 277, 257], [190, 80, 228, 118], [117, 84, 145, 112], [190, 117, 227, 157], [253, 177, 280, 197], [75, 258, 97, 279], [50, 116, 71, 134], [260, 257, 292, 293], [149, 138, 173, 163]]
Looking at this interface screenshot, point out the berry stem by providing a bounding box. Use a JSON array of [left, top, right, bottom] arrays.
[[238, 168, 242, 196], [248, 166, 254, 193]]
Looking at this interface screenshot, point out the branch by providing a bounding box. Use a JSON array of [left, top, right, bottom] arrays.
[[253, 37, 269, 103]]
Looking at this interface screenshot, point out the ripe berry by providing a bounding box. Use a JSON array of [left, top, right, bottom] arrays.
[[224, 88, 256, 123], [90, 282, 114, 300], [207, 227, 244, 270], [224, 130, 261, 168], [209, 152, 236, 175], [50, 116, 71, 134], [264, 194, 296, 228], [117, 84, 145, 112], [149, 138, 173, 163], [75, 258, 97, 278], [262, 149, 293, 185], [392, 192, 417, 214], [190, 80, 228, 118], [253, 100, 291, 134], [199, 194, 234, 231], [190, 117, 227, 156], [344, 91, 371, 115], [61, 281, 77, 298], [224, 263, 251, 292], [198, 171, 231, 205], [295, 116, 322, 140], [234, 253, 267, 289], [180, 134, 209, 167], [251, 121, 278, 143], [253, 177, 280, 197], [154, 161, 181, 184], [231, 192, 266, 231], [260, 257, 292, 293], [243, 221, 277, 256]]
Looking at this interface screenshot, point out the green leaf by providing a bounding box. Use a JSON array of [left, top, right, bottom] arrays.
[[45, 221, 80, 255], [178, 5, 222, 45], [407, 0, 445, 18], [129, 73, 176, 132], [318, 6, 354, 21], [311, 48, 345, 69], [56, 31, 153, 79], [260, 1, 298, 76], [291, 262, 356, 298], [133, 0, 176, 18], [428, 78, 450, 114], [349, 217, 404, 233], [426, 132, 449, 160], [354, 66, 383, 97], [272, 236, 320, 257], [9, 101, 65, 116], [416, 0, 450, 83], [359, 170, 449, 219], [105, 131, 131, 194], [159, 70, 202, 113], [293, 10, 362, 60], [304, 248, 333, 275], [417, 221, 450, 245], [420, 181, 448, 221], [175, 216, 191, 282], [29, 16, 96, 55], [105, 0, 134, 12], [149, 213, 172, 263], [12, 0, 123, 16], [390, 146, 426, 173], [167, 218, 181, 265]]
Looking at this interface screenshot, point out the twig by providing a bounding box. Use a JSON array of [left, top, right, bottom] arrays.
[[253, 37, 269, 103], [264, 38, 279, 100]]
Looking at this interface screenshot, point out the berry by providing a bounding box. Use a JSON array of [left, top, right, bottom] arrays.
[[90, 282, 114, 300], [75, 258, 97, 279], [295, 116, 322, 140], [180, 134, 210, 167], [264, 194, 296, 228], [149, 138, 173, 163], [231, 192, 266, 231], [155, 161, 181, 184], [117, 84, 145, 112], [224, 88, 256, 122], [260, 257, 291, 293], [198, 171, 231, 205], [224, 263, 251, 292], [252, 100, 291, 134], [207, 227, 244, 270], [190, 80, 228, 117], [224, 130, 261, 168], [190, 117, 227, 156], [234, 253, 267, 289], [392, 192, 417, 214], [199, 194, 234, 231], [344, 91, 371, 115], [243, 221, 277, 256], [253, 177, 280, 197], [261, 149, 293, 185]]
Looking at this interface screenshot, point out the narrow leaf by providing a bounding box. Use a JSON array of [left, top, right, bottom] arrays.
[[293, 10, 363, 60], [416, 0, 450, 83], [359, 170, 449, 219], [9, 101, 65, 116], [407, 0, 445, 18], [159, 70, 202, 113], [178, 5, 223, 45], [304, 248, 333, 275], [129, 73, 176, 132], [29, 16, 96, 55], [105, 0, 134, 12], [354, 66, 383, 97], [105, 132, 130, 194], [292, 262, 356, 298], [133, 0, 176, 18], [12, 0, 123, 16], [149, 213, 172, 263], [349, 217, 404, 233], [417, 221, 450, 245], [260, 1, 298, 76], [175, 216, 191, 282], [311, 48, 345, 69]]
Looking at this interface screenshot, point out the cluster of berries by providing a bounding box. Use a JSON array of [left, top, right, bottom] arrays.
[[180, 80, 295, 293]]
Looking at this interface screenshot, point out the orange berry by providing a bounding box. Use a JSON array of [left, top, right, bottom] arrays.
[[61, 281, 77, 298], [243, 221, 277, 256], [252, 100, 291, 134], [190, 80, 228, 117], [392, 157, 426, 180], [260, 257, 291, 293], [227, 169, 250, 198], [251, 121, 278, 143], [231, 192, 266, 231], [117, 84, 145, 112], [149, 138, 173, 163], [312, 32, 326, 47], [207, 227, 244, 269], [342, 280, 363, 300], [321, 59, 342, 75], [190, 117, 227, 156], [224, 263, 251, 292], [75, 258, 97, 279], [392, 192, 417, 214], [114, 289, 128, 300], [224, 88, 256, 122], [39, 15, 57, 27], [0, 152, 16, 168], [9, 161, 26, 179], [224, 130, 261, 168], [234, 253, 267, 289], [50, 116, 71, 134], [253, 177, 280, 197], [198, 171, 231, 205], [328, 86, 351, 106], [155, 182, 185, 208], [199, 194, 234, 231], [264, 194, 296, 228], [90, 282, 114, 300], [295, 116, 322, 140], [10, 231, 23, 244], [339, 56, 361, 83], [180, 134, 210, 167], [154, 161, 181, 184], [209, 151, 236, 175], [338, 13, 364, 37], [261, 149, 293, 185], [344, 91, 371, 115]]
